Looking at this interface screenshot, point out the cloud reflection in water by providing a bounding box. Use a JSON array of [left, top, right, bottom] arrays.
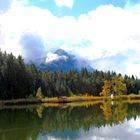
[[37, 119, 140, 140]]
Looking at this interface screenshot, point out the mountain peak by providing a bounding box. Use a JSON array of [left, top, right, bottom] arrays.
[[54, 49, 68, 56], [38, 49, 94, 72]]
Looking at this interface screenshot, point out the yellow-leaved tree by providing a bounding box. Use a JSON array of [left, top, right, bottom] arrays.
[[100, 80, 111, 97]]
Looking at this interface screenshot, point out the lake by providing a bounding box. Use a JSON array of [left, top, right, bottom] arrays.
[[0, 101, 140, 140]]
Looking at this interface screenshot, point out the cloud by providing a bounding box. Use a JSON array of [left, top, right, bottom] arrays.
[[0, 0, 140, 76], [91, 49, 140, 76], [54, 0, 74, 8], [20, 33, 46, 63], [92, 53, 128, 74]]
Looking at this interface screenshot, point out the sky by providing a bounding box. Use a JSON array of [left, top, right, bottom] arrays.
[[0, 0, 140, 77]]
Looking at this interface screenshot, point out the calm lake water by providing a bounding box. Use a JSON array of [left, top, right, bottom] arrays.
[[0, 101, 140, 140]]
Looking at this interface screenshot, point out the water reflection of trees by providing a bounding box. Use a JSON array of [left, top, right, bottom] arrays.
[[101, 100, 128, 123], [0, 102, 140, 140]]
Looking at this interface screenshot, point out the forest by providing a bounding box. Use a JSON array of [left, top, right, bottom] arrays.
[[0, 50, 140, 100]]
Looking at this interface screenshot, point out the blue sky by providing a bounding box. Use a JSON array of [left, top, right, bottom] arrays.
[[27, 0, 127, 17], [25, 0, 140, 17], [0, 0, 140, 77]]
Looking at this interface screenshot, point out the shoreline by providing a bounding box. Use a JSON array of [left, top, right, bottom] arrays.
[[1, 94, 140, 106], [0, 96, 104, 106]]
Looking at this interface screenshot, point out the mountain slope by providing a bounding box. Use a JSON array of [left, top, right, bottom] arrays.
[[38, 49, 94, 71]]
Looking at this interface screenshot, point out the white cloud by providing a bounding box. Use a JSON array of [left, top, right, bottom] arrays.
[[0, 0, 140, 76], [54, 0, 74, 8]]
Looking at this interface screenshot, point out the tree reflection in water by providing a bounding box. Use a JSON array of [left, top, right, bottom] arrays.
[[100, 100, 128, 123], [0, 101, 140, 140]]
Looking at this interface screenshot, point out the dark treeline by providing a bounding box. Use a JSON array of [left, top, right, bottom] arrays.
[[0, 50, 140, 99], [0, 51, 42, 99]]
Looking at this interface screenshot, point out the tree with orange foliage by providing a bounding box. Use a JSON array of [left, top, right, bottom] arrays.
[[100, 80, 111, 97]]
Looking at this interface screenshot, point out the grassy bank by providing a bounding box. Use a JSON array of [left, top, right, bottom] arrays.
[[41, 96, 104, 103], [0, 96, 104, 106], [1, 94, 140, 106]]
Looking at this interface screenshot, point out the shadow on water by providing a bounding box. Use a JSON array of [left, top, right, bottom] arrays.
[[0, 101, 140, 140]]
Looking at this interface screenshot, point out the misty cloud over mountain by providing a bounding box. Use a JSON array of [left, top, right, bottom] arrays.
[[36, 49, 94, 71], [19, 33, 93, 71], [20, 33, 47, 63]]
